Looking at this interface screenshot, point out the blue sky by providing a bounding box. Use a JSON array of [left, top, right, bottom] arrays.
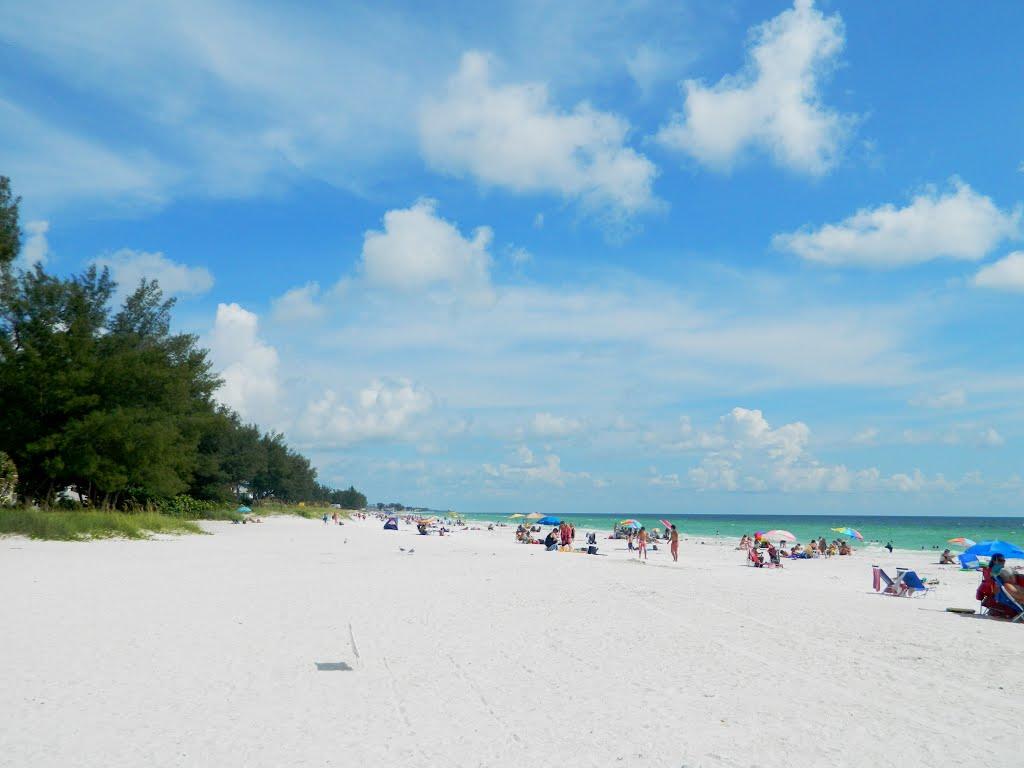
[[3, 0, 1023, 515]]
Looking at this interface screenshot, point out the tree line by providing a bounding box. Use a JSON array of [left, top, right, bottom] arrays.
[[0, 177, 366, 510]]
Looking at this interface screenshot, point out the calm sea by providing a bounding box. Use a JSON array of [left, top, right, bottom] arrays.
[[461, 512, 1024, 551]]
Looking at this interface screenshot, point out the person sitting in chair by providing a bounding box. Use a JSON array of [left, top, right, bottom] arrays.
[[991, 554, 1024, 604]]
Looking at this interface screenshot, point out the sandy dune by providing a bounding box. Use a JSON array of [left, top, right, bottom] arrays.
[[1, 516, 1020, 767]]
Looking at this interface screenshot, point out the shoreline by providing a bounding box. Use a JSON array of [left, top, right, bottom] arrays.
[[458, 513, 981, 560]]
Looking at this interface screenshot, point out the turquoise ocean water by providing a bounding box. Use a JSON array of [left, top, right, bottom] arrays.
[[461, 512, 1024, 551]]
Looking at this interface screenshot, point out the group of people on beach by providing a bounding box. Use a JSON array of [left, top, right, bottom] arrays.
[[512, 521, 680, 561], [740, 534, 853, 567], [625, 525, 679, 562]]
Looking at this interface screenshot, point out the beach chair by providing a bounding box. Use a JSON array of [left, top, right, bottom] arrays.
[[978, 568, 1024, 622], [748, 547, 764, 567], [993, 583, 1024, 622], [872, 565, 899, 595], [897, 570, 929, 598]]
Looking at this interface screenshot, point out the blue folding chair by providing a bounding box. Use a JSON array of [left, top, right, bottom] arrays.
[[993, 582, 1024, 622], [898, 570, 930, 597]]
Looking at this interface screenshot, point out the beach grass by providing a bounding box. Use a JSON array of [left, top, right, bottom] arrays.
[[0, 507, 204, 541], [255, 503, 352, 520]]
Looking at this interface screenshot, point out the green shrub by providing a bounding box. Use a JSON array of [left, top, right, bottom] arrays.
[[156, 495, 240, 521]]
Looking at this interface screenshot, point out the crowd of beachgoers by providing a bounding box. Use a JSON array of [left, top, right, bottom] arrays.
[[361, 510, 1024, 622], [739, 533, 856, 567]]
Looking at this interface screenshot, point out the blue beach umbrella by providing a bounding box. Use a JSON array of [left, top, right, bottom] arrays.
[[237, 505, 252, 514], [537, 516, 561, 525], [963, 540, 1024, 560]]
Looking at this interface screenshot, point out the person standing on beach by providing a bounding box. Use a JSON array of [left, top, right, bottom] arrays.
[[637, 527, 648, 560], [669, 525, 679, 562]]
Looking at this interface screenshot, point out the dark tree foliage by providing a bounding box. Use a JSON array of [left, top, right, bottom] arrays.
[[0, 176, 363, 509], [0, 177, 19, 268]]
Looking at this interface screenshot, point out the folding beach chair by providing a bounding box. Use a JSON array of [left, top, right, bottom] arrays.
[[897, 570, 929, 598], [992, 583, 1024, 622], [872, 565, 899, 595], [978, 568, 1024, 622]]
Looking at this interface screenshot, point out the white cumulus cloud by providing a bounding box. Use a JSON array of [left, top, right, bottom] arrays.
[[93, 249, 214, 301], [774, 180, 1021, 267], [207, 303, 280, 423], [271, 282, 326, 323], [684, 407, 947, 493], [483, 452, 601, 488], [298, 379, 434, 445], [420, 51, 659, 217], [16, 220, 49, 269], [656, 0, 850, 175], [360, 198, 493, 299], [974, 251, 1024, 292]]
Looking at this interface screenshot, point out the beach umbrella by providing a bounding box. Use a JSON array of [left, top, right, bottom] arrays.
[[659, 518, 673, 529], [525, 512, 544, 520], [963, 540, 1024, 560], [763, 529, 797, 541], [236, 505, 252, 514], [509, 513, 525, 519], [537, 515, 561, 525], [831, 527, 864, 541], [947, 537, 976, 547], [617, 519, 641, 530]]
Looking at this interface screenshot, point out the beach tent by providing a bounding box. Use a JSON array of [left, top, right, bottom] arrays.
[[383, 516, 399, 531], [537, 516, 561, 525], [236, 505, 252, 514], [957, 553, 981, 570], [963, 540, 1024, 560]]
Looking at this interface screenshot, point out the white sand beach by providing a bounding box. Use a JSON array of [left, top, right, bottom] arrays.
[[1, 517, 1020, 768]]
